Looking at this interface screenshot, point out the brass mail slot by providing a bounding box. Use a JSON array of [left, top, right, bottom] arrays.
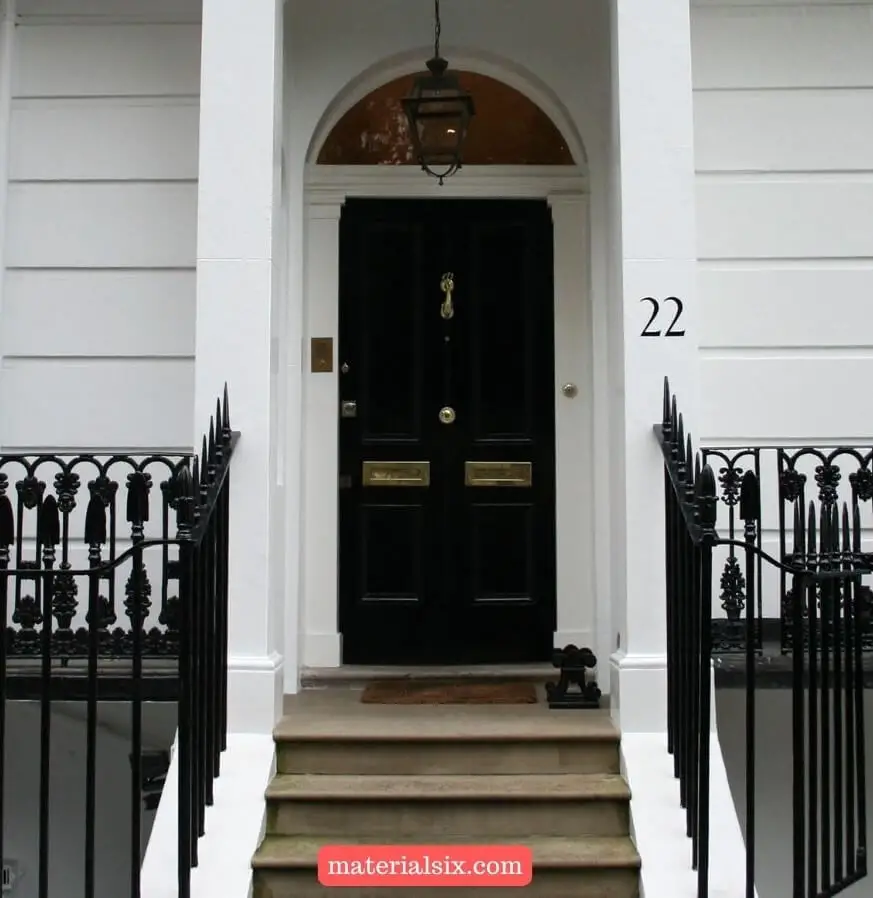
[[363, 461, 430, 487], [465, 461, 532, 488]]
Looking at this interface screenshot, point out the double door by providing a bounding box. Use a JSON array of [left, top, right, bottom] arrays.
[[338, 199, 556, 664]]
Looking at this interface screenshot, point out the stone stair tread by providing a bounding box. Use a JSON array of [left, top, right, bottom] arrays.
[[266, 772, 630, 801], [254, 835, 640, 870], [274, 707, 618, 743]]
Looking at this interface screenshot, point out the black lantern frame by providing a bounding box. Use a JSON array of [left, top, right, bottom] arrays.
[[402, 1, 474, 184]]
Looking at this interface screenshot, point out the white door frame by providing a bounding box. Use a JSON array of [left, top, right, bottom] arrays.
[[298, 163, 598, 672]]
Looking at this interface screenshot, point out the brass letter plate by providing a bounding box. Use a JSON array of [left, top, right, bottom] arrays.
[[363, 461, 430, 487], [465, 461, 532, 488], [310, 337, 334, 373]]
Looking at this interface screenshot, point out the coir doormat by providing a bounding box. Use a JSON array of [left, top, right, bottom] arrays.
[[360, 680, 538, 705]]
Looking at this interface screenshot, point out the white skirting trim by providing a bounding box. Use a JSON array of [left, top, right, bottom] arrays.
[[227, 652, 284, 734], [621, 732, 750, 898], [609, 650, 668, 734], [553, 628, 595, 649], [141, 732, 276, 898], [609, 650, 720, 735], [301, 631, 342, 672]]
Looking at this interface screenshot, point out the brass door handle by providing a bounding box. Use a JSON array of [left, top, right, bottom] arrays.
[[440, 272, 454, 320]]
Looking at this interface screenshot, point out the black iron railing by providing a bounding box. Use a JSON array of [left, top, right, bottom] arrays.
[[703, 445, 873, 659], [658, 378, 870, 898], [0, 387, 237, 898]]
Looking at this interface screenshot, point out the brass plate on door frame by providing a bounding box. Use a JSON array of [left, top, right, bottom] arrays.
[[465, 461, 532, 488], [310, 337, 334, 373], [363, 461, 430, 487]]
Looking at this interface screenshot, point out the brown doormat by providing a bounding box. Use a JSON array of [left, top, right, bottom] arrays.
[[360, 680, 538, 705]]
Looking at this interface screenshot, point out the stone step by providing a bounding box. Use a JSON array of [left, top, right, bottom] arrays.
[[252, 835, 640, 898], [265, 772, 631, 838], [301, 664, 556, 689], [275, 702, 620, 776], [277, 735, 619, 776]]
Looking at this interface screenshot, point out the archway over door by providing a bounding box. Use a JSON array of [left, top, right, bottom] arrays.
[[317, 70, 575, 166], [297, 62, 596, 669]]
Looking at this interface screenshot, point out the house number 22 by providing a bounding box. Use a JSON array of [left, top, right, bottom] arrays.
[[639, 297, 685, 337]]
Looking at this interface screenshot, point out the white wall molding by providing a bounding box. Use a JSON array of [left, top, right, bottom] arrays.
[[305, 164, 589, 200]]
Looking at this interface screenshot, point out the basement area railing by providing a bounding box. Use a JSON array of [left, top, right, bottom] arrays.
[[701, 443, 873, 666], [658, 377, 870, 898], [0, 386, 238, 898]]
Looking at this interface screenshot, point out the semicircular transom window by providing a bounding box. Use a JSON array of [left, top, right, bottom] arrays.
[[317, 71, 574, 166]]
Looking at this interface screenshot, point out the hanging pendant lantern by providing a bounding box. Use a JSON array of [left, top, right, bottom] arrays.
[[402, 0, 475, 184]]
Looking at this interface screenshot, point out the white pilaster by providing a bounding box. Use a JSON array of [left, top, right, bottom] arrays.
[[549, 193, 597, 656], [0, 0, 17, 452], [608, 0, 700, 732], [195, 0, 284, 734], [300, 197, 343, 670]]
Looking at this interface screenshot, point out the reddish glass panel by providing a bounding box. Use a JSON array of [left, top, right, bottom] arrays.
[[317, 72, 573, 166]]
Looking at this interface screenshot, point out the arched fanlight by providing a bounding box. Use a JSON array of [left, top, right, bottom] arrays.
[[402, 0, 475, 185]]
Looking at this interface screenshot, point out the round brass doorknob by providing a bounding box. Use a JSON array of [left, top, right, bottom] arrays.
[[439, 406, 456, 425]]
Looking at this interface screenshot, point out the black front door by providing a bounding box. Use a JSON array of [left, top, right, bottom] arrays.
[[338, 199, 556, 664]]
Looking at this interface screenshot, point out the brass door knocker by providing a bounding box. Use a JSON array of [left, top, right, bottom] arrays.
[[440, 272, 455, 320]]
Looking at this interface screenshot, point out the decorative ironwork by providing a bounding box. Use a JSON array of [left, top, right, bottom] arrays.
[[703, 448, 762, 655], [2, 453, 185, 661], [546, 644, 601, 709], [0, 385, 237, 898]]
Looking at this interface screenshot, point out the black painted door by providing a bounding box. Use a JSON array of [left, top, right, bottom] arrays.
[[338, 199, 556, 664]]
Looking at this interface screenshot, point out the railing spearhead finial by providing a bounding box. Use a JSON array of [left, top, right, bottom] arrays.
[[697, 462, 718, 533], [792, 501, 805, 557], [662, 378, 672, 433], [670, 394, 678, 441], [686, 435, 695, 486], [192, 455, 201, 507], [841, 502, 851, 553], [676, 414, 686, 467], [853, 502, 862, 554], [222, 384, 231, 439], [200, 436, 209, 490], [125, 472, 150, 526], [208, 417, 217, 469], [739, 471, 760, 523], [174, 465, 195, 535], [807, 501, 817, 556], [83, 495, 107, 546], [38, 495, 61, 547], [215, 399, 225, 459], [0, 495, 14, 547]]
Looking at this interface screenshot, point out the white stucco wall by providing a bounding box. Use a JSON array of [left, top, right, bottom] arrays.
[[691, 0, 873, 447], [691, 0, 873, 623], [0, 0, 202, 453], [718, 689, 873, 898], [2, 701, 176, 898]]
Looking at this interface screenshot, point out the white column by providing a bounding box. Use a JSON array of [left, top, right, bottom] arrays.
[[194, 0, 284, 734], [608, 0, 700, 733]]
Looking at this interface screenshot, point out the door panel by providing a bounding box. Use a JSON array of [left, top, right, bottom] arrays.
[[338, 199, 556, 664]]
